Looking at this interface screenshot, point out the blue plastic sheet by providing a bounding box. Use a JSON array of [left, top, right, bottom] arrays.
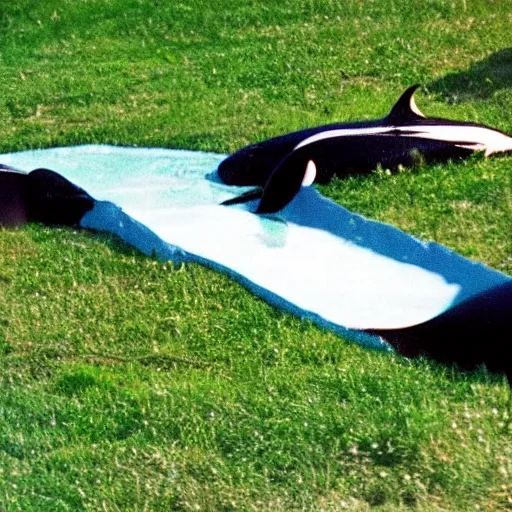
[[2, 145, 509, 350]]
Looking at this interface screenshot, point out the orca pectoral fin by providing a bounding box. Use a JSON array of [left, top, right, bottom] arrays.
[[256, 152, 317, 214], [26, 168, 96, 226], [385, 84, 426, 124], [220, 187, 263, 206]]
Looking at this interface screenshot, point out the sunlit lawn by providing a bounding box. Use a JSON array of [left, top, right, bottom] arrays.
[[1, 1, 511, 510]]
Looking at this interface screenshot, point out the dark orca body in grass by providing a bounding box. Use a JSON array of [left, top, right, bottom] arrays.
[[220, 85, 512, 213], [369, 280, 512, 386], [0, 165, 95, 227]]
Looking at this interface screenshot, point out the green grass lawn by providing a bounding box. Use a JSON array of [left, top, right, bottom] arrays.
[[1, 0, 512, 510]]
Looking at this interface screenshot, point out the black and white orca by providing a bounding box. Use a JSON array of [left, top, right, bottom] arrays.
[[219, 85, 512, 213]]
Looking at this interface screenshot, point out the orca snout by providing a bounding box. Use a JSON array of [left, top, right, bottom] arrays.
[[218, 145, 267, 186]]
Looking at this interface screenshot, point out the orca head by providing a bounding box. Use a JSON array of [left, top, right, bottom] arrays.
[[217, 141, 289, 186]]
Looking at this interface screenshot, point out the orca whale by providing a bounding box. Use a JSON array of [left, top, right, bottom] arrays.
[[219, 85, 512, 213], [368, 280, 512, 386], [0, 165, 95, 227]]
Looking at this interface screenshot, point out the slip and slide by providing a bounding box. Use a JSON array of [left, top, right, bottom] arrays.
[[1, 85, 512, 383]]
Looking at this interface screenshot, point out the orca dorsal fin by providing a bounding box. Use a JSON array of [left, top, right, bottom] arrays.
[[385, 84, 426, 124]]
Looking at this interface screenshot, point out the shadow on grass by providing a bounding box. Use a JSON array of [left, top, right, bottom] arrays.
[[427, 48, 512, 102], [87, 230, 155, 259]]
